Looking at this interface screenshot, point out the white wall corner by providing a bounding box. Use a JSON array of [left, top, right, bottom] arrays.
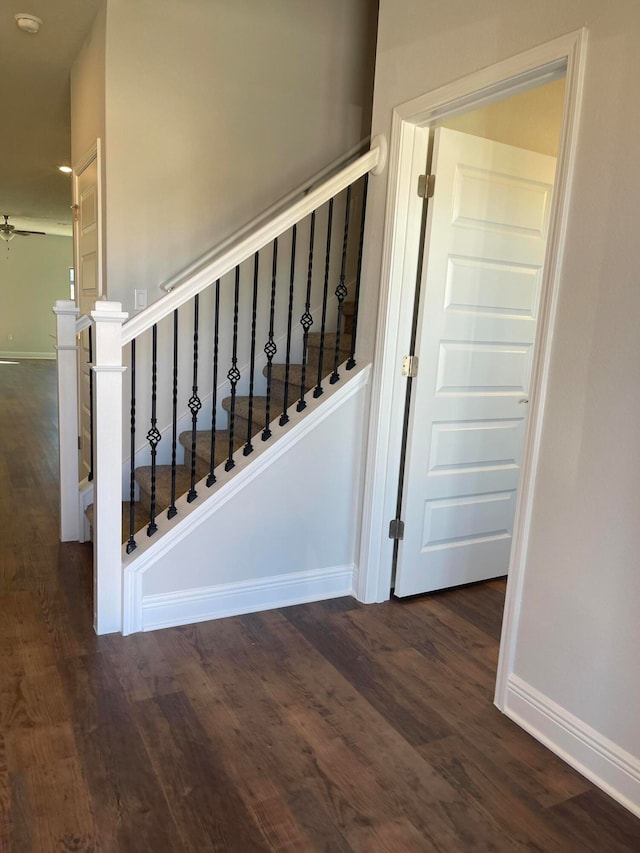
[[504, 674, 640, 819]]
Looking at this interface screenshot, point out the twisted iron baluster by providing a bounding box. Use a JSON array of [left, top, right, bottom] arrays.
[[207, 280, 220, 487], [225, 266, 241, 471], [146, 324, 160, 537], [280, 224, 297, 426], [87, 325, 94, 482], [347, 174, 369, 370], [167, 309, 179, 519], [244, 252, 259, 456], [187, 295, 201, 502], [314, 198, 334, 398], [297, 211, 316, 412], [126, 338, 137, 554], [262, 238, 278, 440], [330, 184, 352, 385]]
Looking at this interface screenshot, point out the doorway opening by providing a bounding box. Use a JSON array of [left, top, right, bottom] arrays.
[[357, 30, 587, 710]]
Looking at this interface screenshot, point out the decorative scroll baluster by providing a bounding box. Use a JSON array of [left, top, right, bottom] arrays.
[[225, 267, 242, 471], [244, 253, 259, 456], [280, 224, 297, 426], [187, 295, 202, 502], [167, 309, 179, 519], [330, 185, 352, 385], [87, 326, 94, 482], [297, 211, 316, 412], [262, 238, 278, 440], [347, 174, 368, 370], [126, 338, 137, 554], [146, 324, 161, 536], [314, 198, 334, 398], [207, 280, 221, 487]]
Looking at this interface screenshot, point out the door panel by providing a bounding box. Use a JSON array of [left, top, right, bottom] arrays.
[[394, 128, 556, 598]]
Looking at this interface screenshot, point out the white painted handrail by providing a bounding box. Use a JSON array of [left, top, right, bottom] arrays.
[[122, 140, 384, 346], [159, 136, 371, 295], [76, 313, 92, 335]]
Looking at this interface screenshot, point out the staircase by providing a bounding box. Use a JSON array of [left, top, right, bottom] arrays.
[[57, 137, 385, 634], [87, 305, 355, 543]]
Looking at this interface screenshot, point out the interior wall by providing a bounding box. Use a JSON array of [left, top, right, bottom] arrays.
[[70, 0, 106, 167], [365, 0, 640, 778], [441, 78, 565, 156], [0, 236, 73, 357], [102, 0, 378, 313]]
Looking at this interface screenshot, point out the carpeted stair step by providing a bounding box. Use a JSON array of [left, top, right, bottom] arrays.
[[307, 331, 352, 376], [343, 300, 356, 336], [265, 363, 319, 405], [135, 464, 193, 514], [85, 501, 151, 545], [222, 394, 288, 440], [179, 428, 246, 471]]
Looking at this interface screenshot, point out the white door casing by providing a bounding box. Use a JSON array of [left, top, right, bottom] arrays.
[[394, 129, 556, 597], [73, 141, 104, 480]]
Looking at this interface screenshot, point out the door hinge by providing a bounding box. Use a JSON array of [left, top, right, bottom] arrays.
[[417, 173, 435, 199], [78, 436, 82, 450], [401, 355, 418, 378], [388, 518, 405, 540], [71, 204, 80, 223]]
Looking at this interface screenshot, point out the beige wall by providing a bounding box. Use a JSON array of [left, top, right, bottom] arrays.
[[0, 236, 73, 357], [442, 77, 565, 156], [99, 0, 377, 312], [366, 0, 640, 768], [70, 0, 106, 167]]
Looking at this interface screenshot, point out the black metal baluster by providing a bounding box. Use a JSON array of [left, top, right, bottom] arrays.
[[146, 324, 161, 537], [225, 266, 241, 471], [167, 309, 179, 519], [347, 174, 369, 370], [187, 296, 202, 502], [280, 224, 297, 426], [87, 326, 94, 482], [314, 198, 334, 398], [207, 280, 221, 487], [330, 185, 352, 385], [297, 211, 316, 412], [244, 253, 259, 456], [126, 338, 137, 554], [262, 238, 278, 440]]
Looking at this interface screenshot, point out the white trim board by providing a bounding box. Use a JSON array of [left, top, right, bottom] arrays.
[[141, 564, 355, 632], [505, 675, 640, 818], [357, 30, 588, 695], [0, 351, 55, 360]]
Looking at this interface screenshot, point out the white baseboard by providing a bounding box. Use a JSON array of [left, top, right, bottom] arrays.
[[140, 564, 355, 632], [0, 351, 55, 360], [505, 674, 640, 818]]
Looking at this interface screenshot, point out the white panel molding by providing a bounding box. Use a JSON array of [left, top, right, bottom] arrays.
[[505, 675, 640, 818], [140, 564, 355, 632], [0, 351, 55, 360], [123, 362, 370, 634]]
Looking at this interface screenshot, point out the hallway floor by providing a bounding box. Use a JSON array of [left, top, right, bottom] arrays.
[[1, 359, 639, 851]]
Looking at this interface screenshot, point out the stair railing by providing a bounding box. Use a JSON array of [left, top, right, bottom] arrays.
[[62, 136, 385, 634]]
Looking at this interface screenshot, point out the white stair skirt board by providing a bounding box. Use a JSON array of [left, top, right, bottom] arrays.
[[505, 674, 640, 818], [141, 565, 355, 632], [123, 362, 370, 634]]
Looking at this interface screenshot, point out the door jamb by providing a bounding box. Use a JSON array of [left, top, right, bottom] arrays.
[[355, 29, 588, 710]]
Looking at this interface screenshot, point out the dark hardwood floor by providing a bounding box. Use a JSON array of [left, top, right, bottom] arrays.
[[1, 358, 639, 851]]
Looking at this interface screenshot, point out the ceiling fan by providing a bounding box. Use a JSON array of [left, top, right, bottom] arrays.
[[0, 214, 46, 242]]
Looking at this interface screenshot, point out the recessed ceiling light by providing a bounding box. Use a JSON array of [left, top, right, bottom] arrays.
[[15, 13, 42, 34], [58, 165, 72, 174]]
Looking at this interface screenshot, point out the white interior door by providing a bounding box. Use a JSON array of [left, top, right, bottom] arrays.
[[73, 142, 103, 480], [394, 128, 556, 598]]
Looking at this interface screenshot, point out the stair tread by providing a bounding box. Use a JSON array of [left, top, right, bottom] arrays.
[[179, 428, 244, 466]]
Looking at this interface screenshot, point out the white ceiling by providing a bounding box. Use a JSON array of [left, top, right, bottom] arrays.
[[0, 0, 101, 236]]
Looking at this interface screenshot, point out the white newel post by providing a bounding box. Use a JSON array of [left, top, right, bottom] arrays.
[[54, 300, 81, 542], [92, 301, 128, 635]]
